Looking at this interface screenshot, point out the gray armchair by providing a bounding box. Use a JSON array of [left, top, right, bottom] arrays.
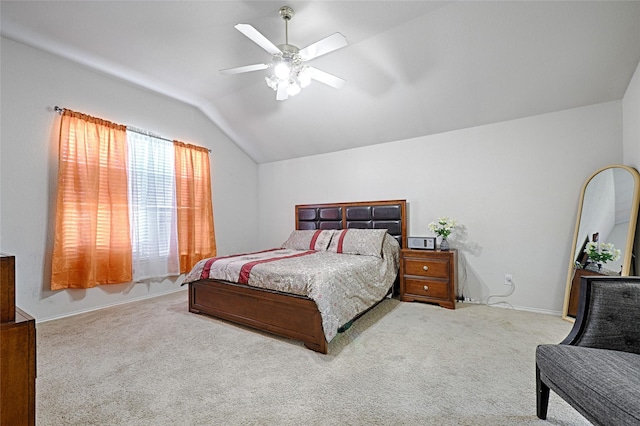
[[536, 276, 640, 425]]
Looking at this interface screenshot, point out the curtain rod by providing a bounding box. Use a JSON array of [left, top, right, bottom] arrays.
[[54, 106, 211, 153]]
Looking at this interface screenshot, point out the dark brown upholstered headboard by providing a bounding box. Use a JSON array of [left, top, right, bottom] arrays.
[[295, 200, 407, 248]]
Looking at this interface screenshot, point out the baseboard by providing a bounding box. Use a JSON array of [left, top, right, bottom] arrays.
[[487, 301, 561, 316], [36, 287, 188, 324]]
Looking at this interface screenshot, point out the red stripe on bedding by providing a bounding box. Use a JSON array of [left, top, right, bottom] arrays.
[[336, 229, 348, 253], [238, 250, 315, 284], [309, 229, 323, 250], [199, 248, 280, 280]]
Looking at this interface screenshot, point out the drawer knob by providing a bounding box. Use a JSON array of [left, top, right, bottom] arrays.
[[423, 285, 429, 291], [422, 265, 429, 271]]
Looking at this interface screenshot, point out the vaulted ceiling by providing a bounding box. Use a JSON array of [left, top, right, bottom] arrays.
[[2, 1, 640, 163]]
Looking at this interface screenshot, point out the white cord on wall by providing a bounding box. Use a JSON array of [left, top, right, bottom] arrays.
[[486, 280, 515, 308], [457, 253, 468, 300]]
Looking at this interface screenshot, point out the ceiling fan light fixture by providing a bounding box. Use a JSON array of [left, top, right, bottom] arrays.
[[273, 60, 291, 80], [267, 48, 307, 97], [298, 68, 311, 88], [286, 81, 301, 96], [265, 75, 279, 90]]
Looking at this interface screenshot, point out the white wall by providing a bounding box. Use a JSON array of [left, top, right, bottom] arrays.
[[623, 61, 640, 168], [0, 38, 259, 321], [623, 60, 640, 275], [258, 102, 622, 314]]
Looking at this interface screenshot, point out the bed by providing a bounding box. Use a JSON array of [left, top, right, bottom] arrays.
[[186, 199, 407, 353]]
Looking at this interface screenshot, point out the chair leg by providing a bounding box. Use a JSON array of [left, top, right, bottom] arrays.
[[536, 365, 550, 420]]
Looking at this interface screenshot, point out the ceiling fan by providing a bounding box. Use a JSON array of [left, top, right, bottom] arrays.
[[220, 6, 348, 101]]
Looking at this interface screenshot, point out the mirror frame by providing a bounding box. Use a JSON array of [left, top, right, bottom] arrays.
[[562, 164, 640, 321]]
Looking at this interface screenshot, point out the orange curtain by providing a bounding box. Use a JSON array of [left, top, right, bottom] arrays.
[[174, 141, 216, 273], [51, 110, 132, 289]]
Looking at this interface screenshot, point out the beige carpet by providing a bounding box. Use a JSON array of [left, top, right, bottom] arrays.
[[36, 290, 591, 425]]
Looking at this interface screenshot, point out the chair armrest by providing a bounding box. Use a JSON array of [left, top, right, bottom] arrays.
[[561, 276, 640, 354]]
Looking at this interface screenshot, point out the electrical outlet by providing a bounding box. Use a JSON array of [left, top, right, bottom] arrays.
[[504, 274, 513, 286]]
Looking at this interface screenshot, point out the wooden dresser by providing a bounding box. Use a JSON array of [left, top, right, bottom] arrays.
[[1, 254, 36, 426], [400, 248, 457, 309]]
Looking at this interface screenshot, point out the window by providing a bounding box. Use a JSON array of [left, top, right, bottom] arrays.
[[51, 109, 216, 290], [127, 131, 180, 281]]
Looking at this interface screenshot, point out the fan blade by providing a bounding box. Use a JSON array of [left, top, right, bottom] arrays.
[[235, 24, 282, 56], [307, 67, 346, 89], [299, 33, 348, 61], [220, 64, 269, 75], [276, 83, 289, 101]]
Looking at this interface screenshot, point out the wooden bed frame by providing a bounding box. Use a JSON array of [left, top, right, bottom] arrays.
[[188, 199, 407, 353]]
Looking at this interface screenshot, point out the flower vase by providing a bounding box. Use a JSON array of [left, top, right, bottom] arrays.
[[585, 259, 602, 273], [440, 237, 450, 251]]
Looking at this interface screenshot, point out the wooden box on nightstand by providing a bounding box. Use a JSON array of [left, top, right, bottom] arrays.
[[400, 248, 457, 309]]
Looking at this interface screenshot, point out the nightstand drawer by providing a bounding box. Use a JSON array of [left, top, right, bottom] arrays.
[[404, 279, 449, 299], [403, 257, 449, 279]]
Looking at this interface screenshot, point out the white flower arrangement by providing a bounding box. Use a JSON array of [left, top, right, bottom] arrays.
[[428, 216, 457, 238], [584, 241, 621, 264]]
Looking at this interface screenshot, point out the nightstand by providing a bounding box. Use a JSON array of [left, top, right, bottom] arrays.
[[400, 248, 457, 309]]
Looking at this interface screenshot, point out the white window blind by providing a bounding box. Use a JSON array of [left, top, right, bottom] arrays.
[[126, 131, 180, 281]]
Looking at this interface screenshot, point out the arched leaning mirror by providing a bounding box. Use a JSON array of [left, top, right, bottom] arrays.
[[562, 165, 640, 321]]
